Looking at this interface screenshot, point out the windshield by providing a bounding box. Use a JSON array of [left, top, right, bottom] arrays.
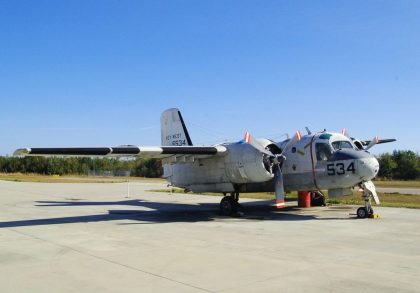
[[332, 141, 354, 150]]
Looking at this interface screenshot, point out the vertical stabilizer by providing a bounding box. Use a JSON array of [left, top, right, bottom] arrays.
[[161, 108, 193, 146]]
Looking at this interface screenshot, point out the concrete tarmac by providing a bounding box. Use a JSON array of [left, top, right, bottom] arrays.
[[377, 187, 420, 195], [0, 180, 419, 293]]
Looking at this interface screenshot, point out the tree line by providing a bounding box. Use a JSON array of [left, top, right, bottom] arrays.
[[377, 150, 420, 180], [0, 150, 418, 180], [0, 156, 163, 178]]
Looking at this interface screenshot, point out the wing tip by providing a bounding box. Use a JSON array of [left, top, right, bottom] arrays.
[[13, 148, 31, 157]]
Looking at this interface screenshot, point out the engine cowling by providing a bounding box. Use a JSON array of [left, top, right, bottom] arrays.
[[224, 143, 274, 184], [350, 137, 364, 150]]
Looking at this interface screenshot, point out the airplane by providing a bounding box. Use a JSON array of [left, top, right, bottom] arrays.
[[14, 108, 396, 219]]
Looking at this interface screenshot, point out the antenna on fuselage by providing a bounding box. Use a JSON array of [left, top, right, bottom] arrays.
[[305, 127, 312, 135]]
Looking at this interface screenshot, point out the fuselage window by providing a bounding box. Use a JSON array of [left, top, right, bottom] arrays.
[[332, 141, 354, 150], [316, 143, 333, 161]]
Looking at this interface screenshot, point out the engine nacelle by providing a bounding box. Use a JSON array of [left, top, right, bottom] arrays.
[[350, 138, 364, 150], [224, 143, 274, 184]]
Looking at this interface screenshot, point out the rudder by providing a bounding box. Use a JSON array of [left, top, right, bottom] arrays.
[[161, 108, 193, 146]]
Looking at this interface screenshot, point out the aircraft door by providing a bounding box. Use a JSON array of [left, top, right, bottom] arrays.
[[282, 136, 314, 191]]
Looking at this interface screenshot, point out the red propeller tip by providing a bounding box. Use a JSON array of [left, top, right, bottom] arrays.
[[276, 200, 285, 209], [244, 131, 251, 144]]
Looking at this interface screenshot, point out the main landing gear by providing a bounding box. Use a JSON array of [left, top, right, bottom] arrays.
[[220, 192, 240, 216], [310, 191, 326, 207]]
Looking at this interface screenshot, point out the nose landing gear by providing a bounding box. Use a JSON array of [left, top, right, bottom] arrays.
[[357, 181, 380, 219]]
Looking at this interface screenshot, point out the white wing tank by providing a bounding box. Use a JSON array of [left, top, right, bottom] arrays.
[[224, 143, 274, 184]]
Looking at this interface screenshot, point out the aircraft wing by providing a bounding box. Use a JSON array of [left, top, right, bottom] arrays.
[[14, 145, 227, 160]]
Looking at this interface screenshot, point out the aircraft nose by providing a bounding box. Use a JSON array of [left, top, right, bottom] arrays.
[[357, 156, 379, 181], [331, 149, 379, 181]]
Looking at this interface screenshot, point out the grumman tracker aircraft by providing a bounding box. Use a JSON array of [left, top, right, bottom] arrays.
[[15, 108, 396, 218]]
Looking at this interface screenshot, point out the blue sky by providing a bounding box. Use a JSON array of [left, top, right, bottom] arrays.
[[1, 1, 419, 155]]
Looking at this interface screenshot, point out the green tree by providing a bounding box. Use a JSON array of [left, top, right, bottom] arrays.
[[378, 154, 397, 179], [392, 150, 419, 180], [0, 156, 7, 172]]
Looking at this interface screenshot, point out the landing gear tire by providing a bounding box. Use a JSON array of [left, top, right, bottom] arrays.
[[357, 207, 372, 219], [311, 191, 326, 207], [357, 207, 367, 218], [220, 196, 238, 216]]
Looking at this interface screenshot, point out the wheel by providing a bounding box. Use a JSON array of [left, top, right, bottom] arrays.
[[357, 207, 368, 218], [310, 192, 326, 206], [220, 197, 235, 216], [220, 196, 237, 216]]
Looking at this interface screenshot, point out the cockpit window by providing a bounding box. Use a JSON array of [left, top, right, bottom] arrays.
[[332, 141, 354, 150], [316, 143, 333, 161]]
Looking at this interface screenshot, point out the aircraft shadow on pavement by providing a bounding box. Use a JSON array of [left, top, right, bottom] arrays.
[[0, 198, 349, 229]]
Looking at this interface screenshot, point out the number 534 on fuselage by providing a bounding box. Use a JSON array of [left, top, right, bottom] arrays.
[[14, 108, 395, 218]]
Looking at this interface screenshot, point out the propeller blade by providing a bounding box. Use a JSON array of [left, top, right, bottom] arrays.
[[365, 136, 379, 150], [244, 131, 251, 144], [243, 131, 273, 156], [342, 128, 347, 136], [274, 167, 285, 209], [363, 138, 396, 146], [377, 138, 397, 144]]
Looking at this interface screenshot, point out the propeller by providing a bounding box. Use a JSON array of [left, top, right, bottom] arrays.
[[243, 131, 302, 208], [341, 128, 396, 151], [362, 138, 396, 148], [243, 131, 275, 157], [341, 128, 364, 150], [364, 136, 379, 151]]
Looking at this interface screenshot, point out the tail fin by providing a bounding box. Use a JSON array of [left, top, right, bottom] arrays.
[[160, 108, 193, 146]]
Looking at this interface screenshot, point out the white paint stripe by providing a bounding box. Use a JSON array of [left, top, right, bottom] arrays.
[[138, 146, 163, 154], [214, 145, 227, 153]]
